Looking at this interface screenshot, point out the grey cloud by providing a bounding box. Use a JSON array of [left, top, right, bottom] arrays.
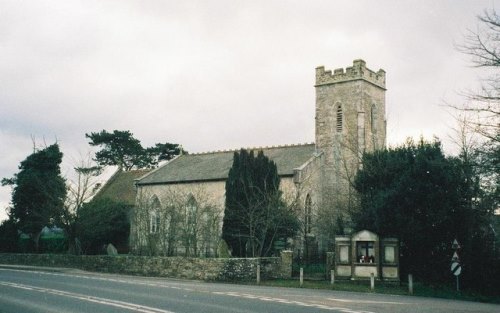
[[0, 0, 495, 220]]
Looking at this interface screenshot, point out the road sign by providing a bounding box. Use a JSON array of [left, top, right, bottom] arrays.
[[450, 241, 462, 292], [451, 261, 461, 276]]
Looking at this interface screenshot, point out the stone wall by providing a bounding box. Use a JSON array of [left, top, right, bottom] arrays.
[[131, 182, 225, 256], [0, 250, 293, 281]]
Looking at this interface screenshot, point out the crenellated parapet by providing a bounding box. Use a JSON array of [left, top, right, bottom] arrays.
[[315, 59, 386, 89]]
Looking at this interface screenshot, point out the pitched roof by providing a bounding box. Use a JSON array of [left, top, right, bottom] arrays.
[[93, 169, 151, 205], [136, 143, 316, 185]]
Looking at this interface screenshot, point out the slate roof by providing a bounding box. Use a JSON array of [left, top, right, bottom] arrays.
[[93, 169, 151, 205], [136, 143, 316, 185]]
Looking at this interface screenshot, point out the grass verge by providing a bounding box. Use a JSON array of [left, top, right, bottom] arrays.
[[243, 279, 500, 304]]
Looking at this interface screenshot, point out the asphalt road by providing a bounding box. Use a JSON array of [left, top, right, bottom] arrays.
[[0, 266, 498, 313]]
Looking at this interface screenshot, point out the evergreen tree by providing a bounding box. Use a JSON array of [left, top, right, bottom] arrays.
[[353, 138, 496, 290], [76, 198, 131, 254], [222, 149, 298, 257], [86, 130, 184, 170], [2, 144, 66, 252], [86, 130, 149, 170], [0, 219, 19, 252]]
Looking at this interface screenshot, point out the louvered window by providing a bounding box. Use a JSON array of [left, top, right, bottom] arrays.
[[336, 105, 343, 133]]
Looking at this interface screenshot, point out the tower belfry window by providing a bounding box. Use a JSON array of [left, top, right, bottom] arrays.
[[336, 104, 343, 133]]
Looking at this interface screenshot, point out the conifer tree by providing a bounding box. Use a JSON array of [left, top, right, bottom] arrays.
[[222, 149, 297, 257], [2, 144, 66, 252], [86, 130, 184, 170]]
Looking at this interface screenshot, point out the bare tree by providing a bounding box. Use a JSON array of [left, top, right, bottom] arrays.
[[232, 189, 299, 257], [456, 9, 500, 142], [318, 126, 361, 242], [453, 8, 500, 217], [61, 155, 102, 254], [132, 186, 222, 257]]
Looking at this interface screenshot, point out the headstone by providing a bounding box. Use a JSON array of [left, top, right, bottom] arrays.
[[106, 243, 118, 256], [218, 240, 231, 258]]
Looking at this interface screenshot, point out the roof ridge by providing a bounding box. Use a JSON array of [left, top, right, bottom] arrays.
[[190, 142, 315, 156], [134, 154, 182, 181]]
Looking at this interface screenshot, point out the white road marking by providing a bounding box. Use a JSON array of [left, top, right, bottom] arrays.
[[328, 297, 410, 305], [0, 281, 175, 313], [211, 291, 375, 312], [0, 268, 376, 313]]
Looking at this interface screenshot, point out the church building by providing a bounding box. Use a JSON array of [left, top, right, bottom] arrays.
[[130, 60, 386, 257]]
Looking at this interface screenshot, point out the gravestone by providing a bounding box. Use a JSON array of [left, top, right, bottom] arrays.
[[106, 243, 118, 256]]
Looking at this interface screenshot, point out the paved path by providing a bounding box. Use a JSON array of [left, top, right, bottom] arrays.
[[0, 266, 498, 313]]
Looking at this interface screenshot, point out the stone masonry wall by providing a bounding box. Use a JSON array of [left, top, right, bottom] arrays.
[[0, 250, 293, 281], [132, 178, 299, 256], [314, 60, 386, 234]]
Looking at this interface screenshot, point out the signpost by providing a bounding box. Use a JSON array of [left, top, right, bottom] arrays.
[[451, 239, 461, 292], [451, 262, 461, 276]]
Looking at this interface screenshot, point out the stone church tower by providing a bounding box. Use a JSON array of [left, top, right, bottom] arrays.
[[314, 59, 386, 237]]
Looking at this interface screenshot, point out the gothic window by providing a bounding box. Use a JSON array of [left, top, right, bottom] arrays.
[[186, 195, 197, 226], [150, 211, 160, 234], [150, 196, 161, 234], [336, 104, 343, 133], [305, 194, 312, 234]]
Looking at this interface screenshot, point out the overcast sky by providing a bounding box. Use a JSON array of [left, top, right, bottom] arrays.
[[0, 0, 498, 221]]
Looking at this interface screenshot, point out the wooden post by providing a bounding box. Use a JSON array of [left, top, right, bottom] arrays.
[[300, 267, 303, 287], [256, 264, 260, 285], [408, 274, 413, 295], [370, 273, 375, 291], [330, 270, 335, 285]]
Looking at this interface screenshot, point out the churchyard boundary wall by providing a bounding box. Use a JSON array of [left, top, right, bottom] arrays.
[[0, 250, 292, 281]]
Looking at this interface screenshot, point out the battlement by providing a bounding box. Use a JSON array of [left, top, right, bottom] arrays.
[[315, 59, 386, 89]]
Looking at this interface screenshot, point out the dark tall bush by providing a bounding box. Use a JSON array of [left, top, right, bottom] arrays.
[[77, 198, 131, 254]]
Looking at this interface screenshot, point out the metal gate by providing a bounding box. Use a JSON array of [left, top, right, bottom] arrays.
[[292, 236, 326, 279]]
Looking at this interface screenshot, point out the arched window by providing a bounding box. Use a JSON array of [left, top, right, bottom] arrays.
[[305, 194, 312, 234], [186, 194, 197, 225], [150, 196, 161, 234], [371, 103, 377, 133], [336, 104, 343, 133]]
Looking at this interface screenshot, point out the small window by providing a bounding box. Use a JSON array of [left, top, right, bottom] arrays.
[[339, 245, 349, 263], [336, 104, 343, 133], [357, 241, 375, 263], [384, 246, 395, 263], [305, 194, 312, 234]]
